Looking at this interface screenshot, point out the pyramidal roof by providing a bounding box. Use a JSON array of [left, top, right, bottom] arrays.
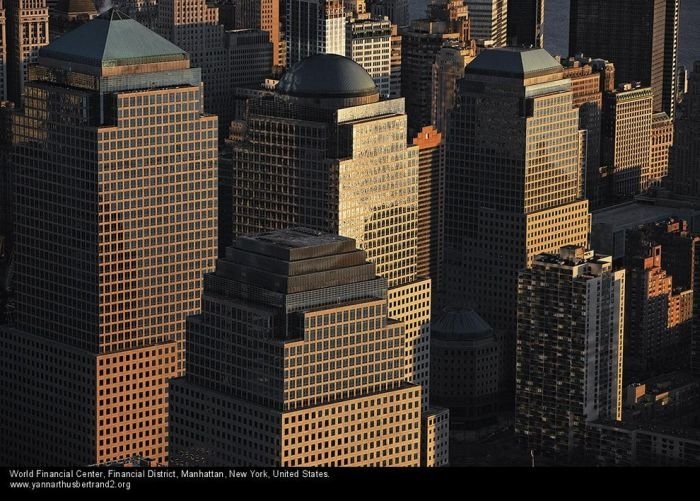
[[40, 9, 187, 70], [467, 47, 563, 79]]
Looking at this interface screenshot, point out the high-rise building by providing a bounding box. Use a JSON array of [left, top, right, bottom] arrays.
[[366, 0, 407, 27], [601, 83, 654, 202], [216, 0, 283, 68], [464, 0, 505, 46], [169, 228, 424, 466], [389, 23, 401, 98], [49, 0, 97, 41], [346, 14, 392, 98], [229, 54, 448, 464], [560, 56, 613, 209], [516, 246, 625, 458], [649, 112, 673, 189], [285, 0, 345, 65], [670, 62, 700, 201], [5, 0, 49, 104], [431, 41, 474, 134], [623, 244, 692, 382], [412, 125, 442, 283], [569, 0, 679, 118], [158, 0, 272, 137], [442, 48, 590, 377], [0, 10, 218, 465], [0, 2, 7, 101], [400, 1, 468, 135], [506, 0, 542, 48]]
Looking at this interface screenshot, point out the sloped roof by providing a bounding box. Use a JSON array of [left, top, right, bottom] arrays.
[[432, 308, 494, 341], [40, 8, 187, 68], [467, 47, 563, 79]]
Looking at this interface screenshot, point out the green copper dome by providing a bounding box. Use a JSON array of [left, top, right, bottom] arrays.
[[277, 54, 378, 98]]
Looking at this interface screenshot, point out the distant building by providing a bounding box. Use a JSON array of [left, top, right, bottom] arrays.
[[464, 0, 506, 46], [157, 0, 273, 137], [389, 23, 400, 98], [169, 229, 425, 466], [516, 246, 625, 458], [432, 41, 475, 135], [0, 4, 7, 101], [670, 61, 700, 202], [506, 0, 542, 48], [366, 0, 408, 27], [623, 372, 700, 422], [412, 125, 443, 282], [49, 0, 97, 40], [285, 0, 345, 65], [216, 0, 282, 67], [430, 308, 500, 429], [602, 83, 654, 202], [569, 0, 679, 118], [649, 112, 673, 190], [6, 0, 49, 104], [0, 10, 218, 465], [346, 14, 392, 97]]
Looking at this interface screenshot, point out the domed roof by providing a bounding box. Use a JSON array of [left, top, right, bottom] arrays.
[[432, 308, 494, 341], [277, 54, 378, 98]]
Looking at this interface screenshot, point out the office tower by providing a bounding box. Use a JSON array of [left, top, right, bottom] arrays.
[[346, 14, 392, 98], [229, 54, 448, 464], [602, 83, 654, 202], [430, 308, 500, 430], [169, 229, 424, 466], [366, 0, 407, 27], [389, 23, 400, 98], [516, 246, 625, 458], [442, 48, 590, 376], [569, 0, 679, 118], [0, 2, 6, 101], [286, 0, 345, 65], [431, 41, 474, 134], [670, 62, 700, 201], [216, 0, 282, 68], [623, 244, 692, 382], [464, 0, 505, 46], [506, 0, 542, 47], [649, 112, 673, 189], [0, 10, 218, 465], [158, 0, 273, 137], [5, 0, 48, 104], [412, 125, 442, 282], [561, 57, 606, 208], [49, 0, 97, 40], [401, 1, 468, 135]]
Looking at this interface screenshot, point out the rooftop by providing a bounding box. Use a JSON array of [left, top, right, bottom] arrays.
[[40, 9, 188, 70], [467, 47, 563, 79], [432, 308, 494, 342], [231, 228, 360, 262], [277, 54, 378, 98]]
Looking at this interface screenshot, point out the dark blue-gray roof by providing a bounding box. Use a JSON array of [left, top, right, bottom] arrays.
[[40, 9, 188, 68], [277, 54, 378, 98], [467, 47, 562, 79], [432, 308, 494, 341]]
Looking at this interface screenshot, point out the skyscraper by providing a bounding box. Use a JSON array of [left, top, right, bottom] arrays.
[[400, 0, 469, 135], [0, 10, 218, 465], [169, 228, 424, 466], [463, 0, 506, 46], [0, 2, 7, 101], [229, 54, 448, 464], [601, 83, 654, 202], [216, 0, 282, 68], [5, 0, 48, 104], [346, 14, 392, 98], [286, 0, 345, 65], [506, 0, 543, 48], [443, 48, 590, 358], [569, 0, 679, 118], [516, 246, 625, 458], [158, 0, 273, 137], [366, 0, 407, 27], [431, 41, 474, 134], [649, 112, 673, 189], [670, 61, 700, 201]]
